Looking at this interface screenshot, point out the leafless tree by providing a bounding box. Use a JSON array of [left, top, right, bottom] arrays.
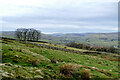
[[15, 28, 41, 41]]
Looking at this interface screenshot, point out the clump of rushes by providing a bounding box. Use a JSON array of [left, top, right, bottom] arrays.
[[98, 61, 102, 64], [50, 58, 58, 64], [81, 69, 90, 80], [31, 59, 40, 66], [59, 63, 78, 77], [64, 47, 67, 49], [8, 48, 13, 51], [46, 64, 53, 69], [17, 48, 23, 52]]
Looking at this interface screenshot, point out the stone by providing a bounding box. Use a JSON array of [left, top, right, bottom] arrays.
[[34, 75, 43, 79], [15, 55, 19, 58], [36, 70, 43, 75], [2, 72, 9, 77]]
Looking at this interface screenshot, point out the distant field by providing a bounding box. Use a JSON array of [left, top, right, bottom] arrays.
[[31, 42, 89, 52], [1, 38, 119, 79], [1, 31, 118, 47]]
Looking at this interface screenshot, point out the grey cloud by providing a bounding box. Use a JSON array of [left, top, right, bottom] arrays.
[[2, 1, 118, 33]]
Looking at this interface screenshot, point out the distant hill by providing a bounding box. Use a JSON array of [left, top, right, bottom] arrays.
[[1, 31, 118, 47], [49, 32, 118, 47]]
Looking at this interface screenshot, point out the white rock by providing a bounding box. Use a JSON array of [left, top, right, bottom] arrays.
[[34, 75, 43, 78], [36, 70, 43, 74]]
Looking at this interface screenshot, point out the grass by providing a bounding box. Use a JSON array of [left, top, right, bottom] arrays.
[[31, 42, 92, 52], [1, 38, 119, 79]]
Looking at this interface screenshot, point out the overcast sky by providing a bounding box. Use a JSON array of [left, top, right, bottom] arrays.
[[0, 0, 119, 34]]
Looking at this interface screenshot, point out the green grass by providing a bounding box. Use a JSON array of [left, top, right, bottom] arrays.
[[31, 42, 90, 52], [1, 39, 119, 79]]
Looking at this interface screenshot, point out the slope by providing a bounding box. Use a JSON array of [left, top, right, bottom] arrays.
[[1, 38, 119, 79]]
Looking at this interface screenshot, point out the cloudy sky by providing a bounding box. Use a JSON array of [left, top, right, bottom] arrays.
[[0, 0, 119, 34]]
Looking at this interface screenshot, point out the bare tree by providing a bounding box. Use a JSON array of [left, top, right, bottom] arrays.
[[23, 29, 28, 41], [15, 28, 23, 40], [36, 31, 41, 41], [15, 28, 41, 41]]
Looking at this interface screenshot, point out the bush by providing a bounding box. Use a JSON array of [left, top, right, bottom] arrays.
[[50, 58, 58, 63], [59, 63, 78, 77], [81, 69, 90, 80], [98, 61, 102, 64], [54, 44, 57, 46], [46, 64, 53, 69], [66, 42, 118, 53], [31, 59, 40, 66], [64, 47, 67, 49]]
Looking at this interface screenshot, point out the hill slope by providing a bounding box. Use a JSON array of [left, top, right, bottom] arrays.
[[1, 38, 119, 79], [1, 31, 118, 47]]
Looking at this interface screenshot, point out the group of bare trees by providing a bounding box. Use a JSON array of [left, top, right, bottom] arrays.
[[15, 28, 41, 41], [66, 42, 118, 53]]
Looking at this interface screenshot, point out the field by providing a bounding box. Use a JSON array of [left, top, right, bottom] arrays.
[[1, 31, 118, 47], [1, 38, 119, 79]]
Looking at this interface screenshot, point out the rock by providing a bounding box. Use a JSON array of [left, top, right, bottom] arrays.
[[2, 73, 9, 77], [18, 65, 22, 68], [62, 62, 65, 64], [34, 75, 43, 78], [92, 67, 96, 69], [15, 55, 19, 58], [2, 72, 10, 77], [36, 70, 43, 75], [0, 63, 5, 66], [110, 70, 112, 71], [29, 71, 33, 73]]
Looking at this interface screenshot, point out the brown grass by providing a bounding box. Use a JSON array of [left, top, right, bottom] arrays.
[[59, 63, 78, 77], [81, 69, 90, 80], [50, 58, 58, 63], [31, 59, 40, 66], [102, 56, 119, 62], [98, 61, 102, 64]]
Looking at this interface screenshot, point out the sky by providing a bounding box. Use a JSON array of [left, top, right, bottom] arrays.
[[0, 0, 119, 34]]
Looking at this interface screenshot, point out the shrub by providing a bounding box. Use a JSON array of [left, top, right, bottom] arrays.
[[81, 69, 90, 80], [98, 61, 102, 64], [17, 48, 23, 52], [50, 58, 58, 63], [64, 47, 67, 49], [8, 49, 13, 51], [46, 64, 53, 69], [13, 59, 18, 63], [58, 58, 63, 62], [31, 59, 40, 66], [59, 63, 78, 77]]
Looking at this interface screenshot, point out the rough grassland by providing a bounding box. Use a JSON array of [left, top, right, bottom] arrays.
[[1, 38, 119, 79]]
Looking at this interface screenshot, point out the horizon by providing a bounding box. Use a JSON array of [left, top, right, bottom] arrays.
[[1, 30, 118, 34]]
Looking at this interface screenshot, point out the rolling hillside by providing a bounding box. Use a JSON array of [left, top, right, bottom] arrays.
[[1, 37, 119, 79], [1, 31, 118, 47]]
